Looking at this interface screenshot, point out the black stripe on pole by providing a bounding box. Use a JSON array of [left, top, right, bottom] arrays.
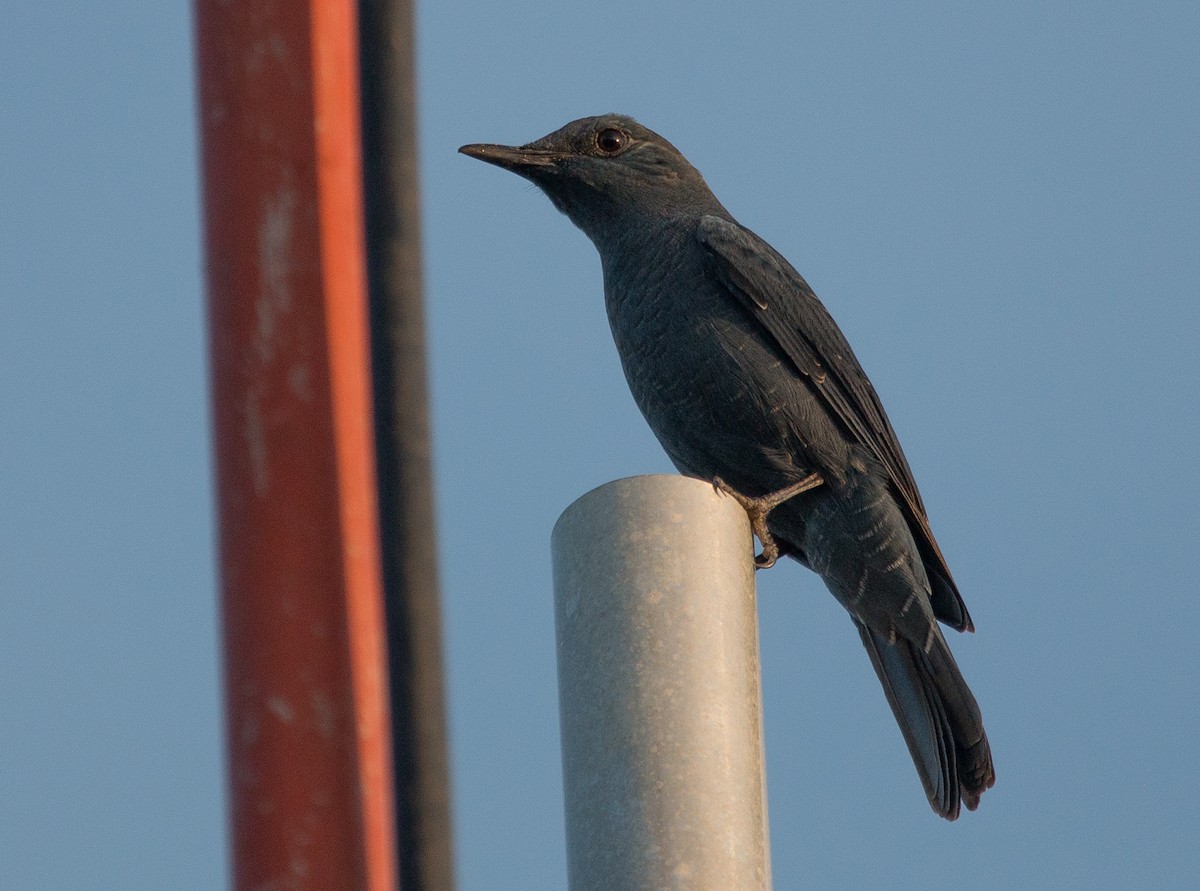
[[358, 2, 456, 888]]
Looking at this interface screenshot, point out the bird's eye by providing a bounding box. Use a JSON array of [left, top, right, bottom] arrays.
[[596, 128, 627, 154]]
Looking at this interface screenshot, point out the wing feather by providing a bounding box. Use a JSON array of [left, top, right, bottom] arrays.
[[697, 214, 971, 630]]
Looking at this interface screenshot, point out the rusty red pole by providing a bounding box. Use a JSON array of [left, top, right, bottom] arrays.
[[194, 2, 399, 889]]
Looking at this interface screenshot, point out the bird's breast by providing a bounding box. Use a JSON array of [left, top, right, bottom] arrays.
[[599, 232, 848, 490]]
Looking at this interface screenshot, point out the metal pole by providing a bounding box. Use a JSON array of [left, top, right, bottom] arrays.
[[551, 475, 772, 891], [358, 1, 456, 888], [195, 1, 398, 888]]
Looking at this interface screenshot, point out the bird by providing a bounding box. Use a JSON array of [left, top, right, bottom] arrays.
[[460, 114, 994, 819]]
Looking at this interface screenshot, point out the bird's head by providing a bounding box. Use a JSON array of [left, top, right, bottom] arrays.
[[460, 115, 726, 242]]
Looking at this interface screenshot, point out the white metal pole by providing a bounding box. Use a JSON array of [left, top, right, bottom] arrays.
[[551, 474, 772, 890]]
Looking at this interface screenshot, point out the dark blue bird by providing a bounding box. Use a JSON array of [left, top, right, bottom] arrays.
[[461, 115, 994, 819]]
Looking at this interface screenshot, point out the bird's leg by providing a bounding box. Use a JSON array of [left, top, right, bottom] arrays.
[[712, 472, 824, 569]]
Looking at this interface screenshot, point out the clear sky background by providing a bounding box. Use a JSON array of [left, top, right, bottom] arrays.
[[3, 2, 1198, 889]]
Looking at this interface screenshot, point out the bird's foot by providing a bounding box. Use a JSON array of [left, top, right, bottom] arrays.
[[712, 473, 824, 569]]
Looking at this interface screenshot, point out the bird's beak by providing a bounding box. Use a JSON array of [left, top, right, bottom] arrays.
[[459, 143, 560, 172]]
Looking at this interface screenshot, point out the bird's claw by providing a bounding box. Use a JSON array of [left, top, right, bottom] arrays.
[[712, 473, 824, 571], [754, 538, 780, 570]]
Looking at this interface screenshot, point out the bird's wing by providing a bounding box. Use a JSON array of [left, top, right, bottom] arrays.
[[697, 214, 971, 631]]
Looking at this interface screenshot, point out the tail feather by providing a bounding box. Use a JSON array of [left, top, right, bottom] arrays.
[[857, 621, 995, 819], [771, 463, 994, 816]]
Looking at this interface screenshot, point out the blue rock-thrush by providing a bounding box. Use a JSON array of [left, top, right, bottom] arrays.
[[460, 114, 994, 819]]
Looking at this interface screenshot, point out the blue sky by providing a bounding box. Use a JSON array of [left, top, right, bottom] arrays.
[[3, 2, 1198, 888]]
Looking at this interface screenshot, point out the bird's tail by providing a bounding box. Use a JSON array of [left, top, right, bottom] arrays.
[[855, 620, 994, 820]]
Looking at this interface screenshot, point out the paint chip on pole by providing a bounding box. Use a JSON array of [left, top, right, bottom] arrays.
[[552, 475, 772, 890]]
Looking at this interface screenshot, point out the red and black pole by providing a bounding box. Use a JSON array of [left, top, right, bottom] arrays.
[[195, 2, 401, 888]]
